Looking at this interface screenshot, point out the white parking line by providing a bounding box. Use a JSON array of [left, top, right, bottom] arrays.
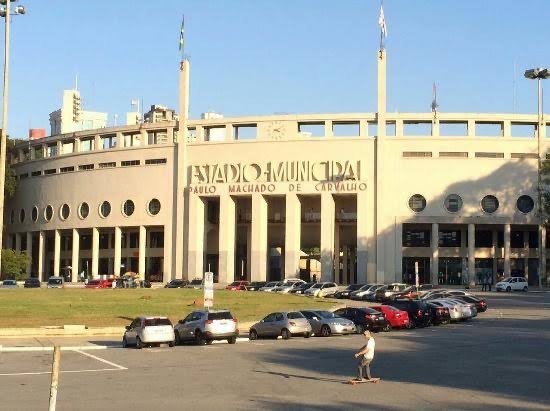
[[0, 368, 125, 377], [73, 349, 127, 370]]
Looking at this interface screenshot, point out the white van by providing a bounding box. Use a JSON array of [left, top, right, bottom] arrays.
[[47, 276, 64, 288]]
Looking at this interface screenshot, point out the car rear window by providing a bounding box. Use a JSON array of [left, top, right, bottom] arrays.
[[287, 312, 304, 319], [363, 308, 380, 315], [208, 312, 233, 320], [4, 280, 16, 285], [144, 318, 172, 327]]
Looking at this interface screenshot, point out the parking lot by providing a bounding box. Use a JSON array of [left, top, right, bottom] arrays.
[[1, 292, 549, 410]]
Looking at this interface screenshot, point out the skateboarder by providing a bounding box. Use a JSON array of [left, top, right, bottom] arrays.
[[354, 330, 375, 381]]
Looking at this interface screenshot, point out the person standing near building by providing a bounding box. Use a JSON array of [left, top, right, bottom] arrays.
[[354, 330, 376, 381]]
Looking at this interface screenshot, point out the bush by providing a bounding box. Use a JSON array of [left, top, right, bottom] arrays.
[[1, 249, 30, 280]]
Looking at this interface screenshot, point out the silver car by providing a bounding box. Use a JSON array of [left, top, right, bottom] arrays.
[[174, 309, 238, 345], [300, 310, 356, 337], [249, 311, 312, 340], [259, 281, 283, 292], [1, 279, 18, 288], [123, 316, 175, 349]]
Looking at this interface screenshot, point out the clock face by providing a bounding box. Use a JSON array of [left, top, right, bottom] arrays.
[[269, 121, 285, 140]]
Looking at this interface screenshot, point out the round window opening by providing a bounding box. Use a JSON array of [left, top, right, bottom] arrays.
[[60, 204, 70, 220], [408, 194, 426, 213], [79, 202, 90, 219], [517, 195, 534, 214], [148, 199, 161, 215], [32, 206, 38, 222], [123, 200, 135, 217], [481, 195, 499, 214], [99, 201, 111, 218], [444, 194, 463, 213], [19, 208, 26, 223], [45, 205, 54, 222]]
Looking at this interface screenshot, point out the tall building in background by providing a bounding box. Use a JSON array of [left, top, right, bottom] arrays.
[[49, 90, 108, 135]]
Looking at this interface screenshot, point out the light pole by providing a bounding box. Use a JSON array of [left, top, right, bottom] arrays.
[[0, 0, 26, 274], [524, 67, 550, 288]]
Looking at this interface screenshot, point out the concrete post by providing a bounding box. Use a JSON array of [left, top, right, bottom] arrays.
[[15, 232, 21, 252], [139, 225, 146, 281], [114, 227, 122, 277], [492, 229, 498, 284], [541, 225, 547, 286], [92, 227, 99, 279], [71, 229, 79, 282], [334, 224, 340, 284], [431, 223, 439, 285], [163, 224, 172, 282], [320, 192, 335, 282], [284, 193, 301, 279], [468, 223, 475, 287], [187, 194, 205, 280], [251, 194, 268, 282], [356, 190, 369, 284], [53, 230, 61, 276], [38, 231, 45, 281], [26, 232, 33, 277], [219, 195, 236, 284], [504, 224, 511, 276]]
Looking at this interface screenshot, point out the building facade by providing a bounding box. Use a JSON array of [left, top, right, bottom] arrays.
[[5, 51, 550, 286]]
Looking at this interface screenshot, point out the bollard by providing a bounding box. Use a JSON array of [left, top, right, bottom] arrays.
[[48, 345, 61, 411]]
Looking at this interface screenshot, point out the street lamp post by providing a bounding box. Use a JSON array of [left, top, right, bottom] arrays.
[[0, 0, 26, 273], [524, 67, 550, 289]]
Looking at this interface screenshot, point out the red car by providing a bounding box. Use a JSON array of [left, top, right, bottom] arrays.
[[225, 281, 249, 291], [371, 305, 410, 330], [85, 279, 113, 289]]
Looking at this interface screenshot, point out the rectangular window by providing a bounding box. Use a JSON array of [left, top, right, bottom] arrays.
[[46, 144, 58, 157], [187, 127, 196, 142], [332, 122, 360, 137], [475, 123, 502, 137], [511, 153, 538, 159], [403, 151, 432, 158], [121, 160, 140, 167], [403, 122, 432, 136], [234, 124, 257, 140], [80, 138, 94, 152], [528, 231, 538, 249], [511, 123, 536, 138], [101, 134, 116, 149], [44, 169, 56, 175], [439, 152, 468, 158], [511, 231, 524, 248], [31, 170, 42, 177], [145, 158, 167, 165], [439, 122, 468, 136], [149, 232, 164, 248], [60, 166, 75, 173], [475, 230, 493, 248], [298, 122, 324, 138], [124, 133, 141, 147], [80, 235, 92, 250], [78, 164, 95, 171], [475, 152, 504, 158], [62, 141, 75, 155], [33, 146, 44, 159], [402, 229, 430, 247], [99, 234, 110, 250], [148, 131, 168, 145], [497, 231, 504, 248], [439, 230, 461, 247], [204, 126, 225, 142], [99, 162, 116, 168], [129, 232, 139, 248]]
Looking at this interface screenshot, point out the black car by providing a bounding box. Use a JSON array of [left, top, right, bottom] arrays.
[[426, 302, 451, 325], [333, 307, 388, 333], [454, 295, 488, 313], [288, 282, 315, 295], [385, 300, 431, 327], [333, 284, 366, 299], [245, 281, 267, 291], [165, 279, 189, 288], [140, 280, 152, 288], [374, 283, 408, 302], [24, 277, 41, 288]]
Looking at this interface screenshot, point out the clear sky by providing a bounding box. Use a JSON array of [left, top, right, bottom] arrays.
[[1, 0, 549, 138]]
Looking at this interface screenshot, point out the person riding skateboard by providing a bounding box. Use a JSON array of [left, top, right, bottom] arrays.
[[354, 330, 375, 381]]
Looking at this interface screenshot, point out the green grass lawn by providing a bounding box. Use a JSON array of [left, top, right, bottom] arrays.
[[0, 289, 340, 328]]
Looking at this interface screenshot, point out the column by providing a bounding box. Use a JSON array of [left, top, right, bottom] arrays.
[[356, 190, 369, 284], [431, 223, 439, 285], [114, 227, 122, 277], [395, 221, 403, 283], [541, 225, 547, 287], [250, 194, 268, 282], [187, 195, 205, 280], [139, 226, 146, 281], [163, 224, 172, 282], [468, 224, 475, 287], [92, 227, 99, 279], [94, 135, 100, 151], [71, 229, 79, 282], [342, 247, 348, 284], [284, 193, 301, 279], [523, 230, 530, 282], [74, 137, 80, 153], [26, 232, 33, 277], [141, 129, 149, 146], [492, 229, 498, 284], [219, 195, 236, 284], [504, 224, 511, 276], [15, 233, 21, 252], [334, 225, 341, 284], [54, 230, 61, 276], [320, 192, 335, 282], [38, 231, 45, 281]]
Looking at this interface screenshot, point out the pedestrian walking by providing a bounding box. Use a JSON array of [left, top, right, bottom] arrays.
[[354, 330, 376, 381], [481, 273, 487, 291], [488, 274, 493, 291]]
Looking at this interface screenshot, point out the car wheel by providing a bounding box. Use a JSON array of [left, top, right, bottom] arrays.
[[383, 323, 392, 332], [355, 324, 365, 334], [320, 325, 331, 337], [406, 321, 414, 329], [168, 340, 175, 348], [136, 337, 143, 350], [122, 336, 128, 348], [228, 337, 237, 344], [175, 331, 181, 345], [304, 332, 311, 338], [523, 286, 528, 292], [506, 286, 511, 292], [205, 339, 213, 345], [249, 329, 258, 340], [281, 328, 291, 340], [195, 330, 205, 346]]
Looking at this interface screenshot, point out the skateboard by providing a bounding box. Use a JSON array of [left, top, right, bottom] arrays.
[[346, 377, 381, 385]]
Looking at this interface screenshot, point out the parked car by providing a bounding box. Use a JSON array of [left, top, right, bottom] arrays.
[[385, 299, 431, 328], [85, 279, 113, 289], [333, 284, 366, 299], [288, 281, 316, 295], [332, 307, 388, 333], [24, 277, 41, 288], [259, 281, 284, 292], [299, 310, 356, 336], [249, 311, 312, 340], [350, 284, 385, 301], [275, 281, 306, 294], [140, 279, 152, 288], [186, 278, 204, 289], [245, 281, 267, 291], [174, 309, 238, 345], [371, 305, 410, 330], [454, 295, 488, 313], [496, 277, 528, 292], [47, 276, 64, 289], [429, 300, 463, 322], [375, 283, 408, 302], [165, 279, 189, 288], [122, 316, 175, 349], [304, 282, 339, 298], [445, 297, 478, 318], [391, 285, 423, 300], [225, 281, 250, 291], [1, 279, 18, 288], [432, 298, 474, 320], [425, 302, 451, 325]]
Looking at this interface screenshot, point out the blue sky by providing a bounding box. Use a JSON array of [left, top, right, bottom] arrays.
[[1, 0, 549, 138]]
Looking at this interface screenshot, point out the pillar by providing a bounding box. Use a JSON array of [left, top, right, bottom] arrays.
[[468, 223, 475, 287], [114, 227, 122, 277], [431, 223, 439, 285], [356, 190, 369, 283], [163, 224, 172, 282], [395, 221, 403, 283], [139, 225, 146, 281], [92, 227, 99, 279], [219, 195, 236, 284], [71, 229, 79, 282], [38, 231, 45, 281], [541, 225, 547, 287], [284, 193, 301, 279], [54, 229, 61, 276], [334, 225, 341, 284], [524, 230, 530, 282], [26, 232, 33, 277], [187, 194, 205, 280], [250, 194, 268, 282], [504, 224, 511, 276], [492, 229, 498, 284], [15, 233, 21, 252], [320, 192, 335, 282]]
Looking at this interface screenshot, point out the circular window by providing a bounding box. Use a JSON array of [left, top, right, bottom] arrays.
[[517, 195, 534, 214], [408, 194, 426, 213], [444, 194, 463, 213], [45, 205, 54, 222], [148, 198, 161, 216], [19, 208, 26, 223], [99, 201, 111, 218], [32, 206, 38, 222], [123, 200, 135, 217], [481, 195, 499, 214], [10, 210, 14, 224], [60, 204, 70, 220], [79, 202, 90, 219]]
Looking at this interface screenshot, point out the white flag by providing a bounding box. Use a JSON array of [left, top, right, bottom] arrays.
[[378, 5, 388, 37]]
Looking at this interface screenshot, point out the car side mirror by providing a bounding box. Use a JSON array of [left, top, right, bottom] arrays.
[[125, 326, 130, 330]]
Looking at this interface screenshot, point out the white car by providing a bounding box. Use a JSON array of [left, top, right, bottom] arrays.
[[496, 277, 528, 292], [304, 282, 339, 298], [434, 298, 474, 320], [275, 280, 306, 293], [259, 281, 283, 292], [123, 316, 175, 349]]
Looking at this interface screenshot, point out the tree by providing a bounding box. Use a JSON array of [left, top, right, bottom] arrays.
[[5, 137, 22, 200], [1, 249, 30, 280]]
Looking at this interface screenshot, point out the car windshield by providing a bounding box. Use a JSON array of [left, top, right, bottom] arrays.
[[363, 308, 380, 315], [264, 282, 277, 287], [190, 279, 202, 285], [311, 284, 322, 289], [144, 318, 172, 327], [3, 280, 15, 285], [504, 278, 513, 283], [171, 280, 184, 284], [300, 283, 314, 288], [48, 279, 62, 284], [208, 312, 233, 320], [347, 284, 364, 291], [316, 311, 336, 319], [287, 312, 304, 319]]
